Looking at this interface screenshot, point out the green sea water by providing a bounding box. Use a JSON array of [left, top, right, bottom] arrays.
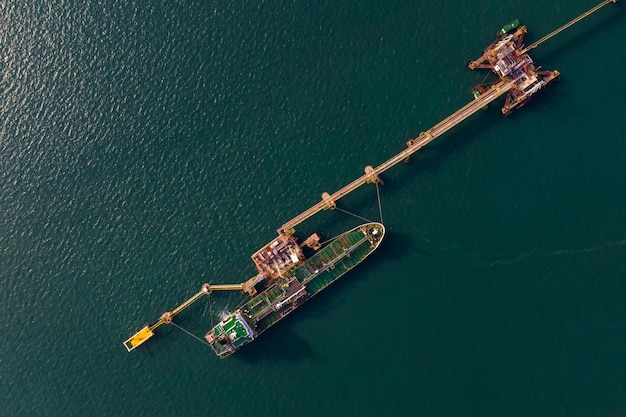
[[1, 1, 625, 416]]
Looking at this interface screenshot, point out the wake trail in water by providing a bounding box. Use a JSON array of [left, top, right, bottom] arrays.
[[475, 238, 626, 268]]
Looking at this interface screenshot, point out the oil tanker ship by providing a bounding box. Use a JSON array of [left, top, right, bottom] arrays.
[[206, 222, 384, 358]]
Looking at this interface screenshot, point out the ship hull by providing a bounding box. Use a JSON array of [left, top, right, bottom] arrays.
[[205, 222, 385, 358]]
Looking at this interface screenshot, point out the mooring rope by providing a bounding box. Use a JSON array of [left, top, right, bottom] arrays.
[[335, 207, 373, 223], [208, 293, 214, 328], [375, 182, 384, 224], [170, 321, 212, 349], [480, 71, 491, 86]]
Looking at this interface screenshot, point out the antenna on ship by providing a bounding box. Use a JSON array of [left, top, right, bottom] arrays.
[[375, 180, 384, 225]]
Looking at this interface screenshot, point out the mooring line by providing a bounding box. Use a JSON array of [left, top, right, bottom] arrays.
[[208, 294, 214, 328], [375, 182, 384, 225], [170, 321, 212, 349], [335, 207, 373, 223]]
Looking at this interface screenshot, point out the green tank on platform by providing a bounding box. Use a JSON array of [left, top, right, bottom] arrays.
[[499, 19, 520, 36]]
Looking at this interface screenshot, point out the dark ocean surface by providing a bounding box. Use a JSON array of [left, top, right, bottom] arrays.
[[1, 1, 625, 416]]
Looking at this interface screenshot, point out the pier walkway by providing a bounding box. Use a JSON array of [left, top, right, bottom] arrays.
[[520, 0, 617, 54], [279, 79, 515, 234]]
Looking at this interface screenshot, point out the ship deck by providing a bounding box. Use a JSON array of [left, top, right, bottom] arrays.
[[247, 223, 383, 334], [295, 230, 373, 295]]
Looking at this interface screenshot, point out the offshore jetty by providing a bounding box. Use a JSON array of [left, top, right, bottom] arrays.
[[124, 1, 618, 358]]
